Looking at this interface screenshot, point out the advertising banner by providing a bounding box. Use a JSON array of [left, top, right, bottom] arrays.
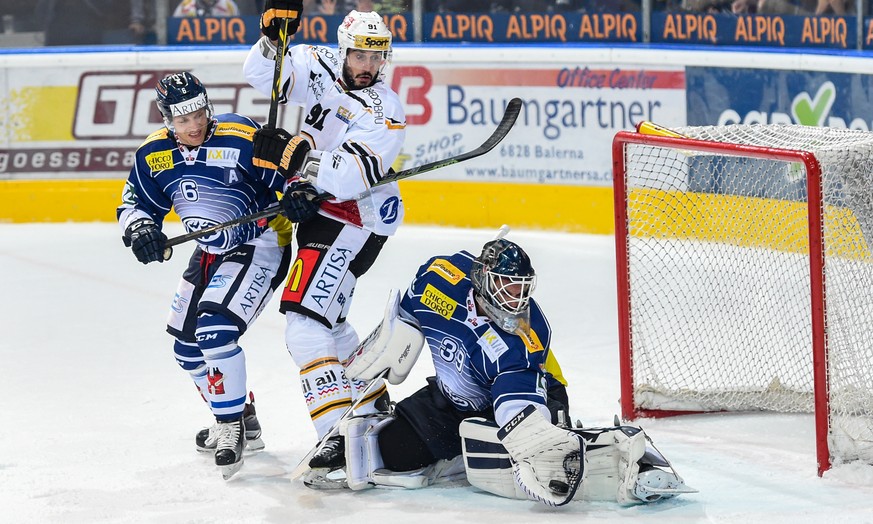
[[0, 50, 685, 187], [686, 67, 873, 129], [685, 67, 873, 201], [165, 12, 873, 50], [389, 62, 685, 186], [0, 58, 300, 179], [167, 14, 412, 46], [652, 12, 856, 49]]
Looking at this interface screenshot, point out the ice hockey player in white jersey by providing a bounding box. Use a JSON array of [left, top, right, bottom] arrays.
[[243, 3, 406, 474], [313, 231, 696, 506], [116, 72, 294, 480]]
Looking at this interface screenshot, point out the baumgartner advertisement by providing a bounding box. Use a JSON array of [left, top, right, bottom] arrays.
[[389, 62, 686, 187]]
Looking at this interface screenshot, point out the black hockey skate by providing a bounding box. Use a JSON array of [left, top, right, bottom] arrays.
[[196, 394, 264, 452], [215, 417, 246, 480], [303, 436, 347, 489]]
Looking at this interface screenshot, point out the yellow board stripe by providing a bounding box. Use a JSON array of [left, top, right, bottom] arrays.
[[628, 188, 870, 259]]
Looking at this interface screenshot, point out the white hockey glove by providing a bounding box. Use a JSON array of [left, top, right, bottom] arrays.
[[344, 289, 424, 385], [497, 405, 586, 507]]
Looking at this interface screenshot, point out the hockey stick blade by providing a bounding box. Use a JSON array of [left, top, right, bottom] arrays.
[[165, 97, 523, 249], [288, 370, 389, 481]]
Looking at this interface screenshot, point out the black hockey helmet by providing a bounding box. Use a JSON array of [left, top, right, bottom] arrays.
[[471, 238, 537, 332], [155, 72, 213, 127]]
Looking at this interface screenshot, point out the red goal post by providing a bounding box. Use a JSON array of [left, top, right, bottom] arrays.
[[612, 123, 873, 476]]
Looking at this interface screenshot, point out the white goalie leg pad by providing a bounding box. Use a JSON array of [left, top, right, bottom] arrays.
[[344, 289, 424, 385], [462, 417, 694, 505], [578, 425, 695, 504], [370, 455, 466, 489], [460, 417, 528, 500], [340, 413, 394, 491], [609, 427, 648, 505], [342, 412, 465, 490], [497, 405, 586, 507]]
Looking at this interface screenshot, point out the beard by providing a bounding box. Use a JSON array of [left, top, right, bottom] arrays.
[[342, 64, 377, 90]]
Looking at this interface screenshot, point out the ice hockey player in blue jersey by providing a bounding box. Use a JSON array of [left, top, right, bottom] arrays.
[[309, 230, 696, 506], [300, 232, 579, 499], [116, 72, 294, 480], [243, 2, 407, 478]]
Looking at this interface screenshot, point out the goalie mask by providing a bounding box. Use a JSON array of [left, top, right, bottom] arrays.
[[155, 72, 214, 132], [337, 10, 392, 89], [471, 239, 537, 333]]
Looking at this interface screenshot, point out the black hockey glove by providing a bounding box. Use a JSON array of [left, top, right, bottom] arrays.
[[260, 0, 303, 40], [123, 218, 168, 264], [280, 180, 320, 223], [252, 127, 312, 179]]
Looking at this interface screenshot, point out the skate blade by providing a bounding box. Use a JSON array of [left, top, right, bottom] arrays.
[[245, 436, 265, 452], [644, 483, 699, 495], [220, 460, 244, 480], [302, 467, 348, 490]]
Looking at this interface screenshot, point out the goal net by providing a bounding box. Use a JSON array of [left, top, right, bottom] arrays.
[[612, 123, 873, 475]]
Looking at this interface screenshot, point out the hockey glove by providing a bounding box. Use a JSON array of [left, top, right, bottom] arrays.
[[498, 404, 586, 507], [280, 180, 320, 223], [252, 127, 312, 179], [260, 0, 303, 40], [123, 218, 168, 264]]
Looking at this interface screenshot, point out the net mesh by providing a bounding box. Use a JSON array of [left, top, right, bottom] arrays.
[[619, 124, 873, 466]]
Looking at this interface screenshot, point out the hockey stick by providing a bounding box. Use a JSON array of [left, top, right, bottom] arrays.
[[164, 97, 523, 249], [289, 370, 389, 480], [267, 16, 292, 129]]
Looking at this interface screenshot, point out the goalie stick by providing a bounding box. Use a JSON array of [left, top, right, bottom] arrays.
[[288, 370, 390, 481], [164, 97, 523, 250]]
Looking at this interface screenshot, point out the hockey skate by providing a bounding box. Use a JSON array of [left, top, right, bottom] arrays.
[[196, 395, 264, 452], [302, 436, 348, 489], [214, 417, 246, 480]]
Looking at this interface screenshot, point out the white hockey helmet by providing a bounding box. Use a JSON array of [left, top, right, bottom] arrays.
[[337, 10, 393, 78]]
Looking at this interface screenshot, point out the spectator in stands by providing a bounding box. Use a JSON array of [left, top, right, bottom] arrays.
[[173, 0, 241, 17], [39, 0, 148, 46], [814, 0, 851, 14], [129, 0, 157, 44], [335, 0, 406, 13], [305, 1, 405, 15], [685, 0, 822, 12], [303, 0, 338, 15]]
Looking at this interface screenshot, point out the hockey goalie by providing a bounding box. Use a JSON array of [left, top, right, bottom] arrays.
[[300, 232, 696, 506]]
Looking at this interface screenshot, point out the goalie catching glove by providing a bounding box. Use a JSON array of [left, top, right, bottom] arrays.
[[344, 289, 424, 385], [497, 404, 586, 507]]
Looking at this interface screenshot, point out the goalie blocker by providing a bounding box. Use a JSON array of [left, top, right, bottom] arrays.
[[343, 289, 424, 385]]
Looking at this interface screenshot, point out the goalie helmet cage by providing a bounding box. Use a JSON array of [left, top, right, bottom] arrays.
[[612, 124, 873, 476]]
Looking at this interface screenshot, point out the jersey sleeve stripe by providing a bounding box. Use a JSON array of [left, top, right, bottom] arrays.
[[343, 141, 385, 186], [342, 142, 380, 187]]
